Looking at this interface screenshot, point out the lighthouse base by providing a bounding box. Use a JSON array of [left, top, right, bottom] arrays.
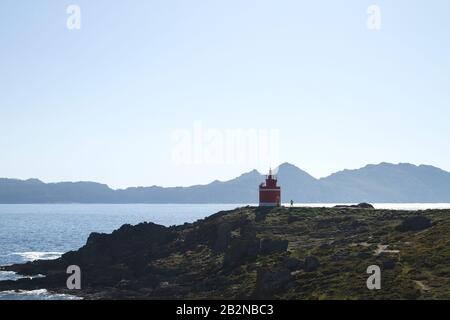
[[259, 202, 280, 207]]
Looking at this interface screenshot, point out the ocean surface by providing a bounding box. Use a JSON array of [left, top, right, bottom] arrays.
[[1, 203, 449, 300], [0, 203, 243, 300]]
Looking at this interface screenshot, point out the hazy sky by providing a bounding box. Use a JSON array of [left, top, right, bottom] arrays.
[[1, 0, 450, 188]]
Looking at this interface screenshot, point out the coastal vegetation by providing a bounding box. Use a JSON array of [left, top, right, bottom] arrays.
[[1, 206, 449, 300]]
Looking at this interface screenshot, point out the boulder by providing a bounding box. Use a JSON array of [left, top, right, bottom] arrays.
[[240, 223, 257, 240], [304, 256, 320, 272], [223, 239, 259, 270], [382, 260, 396, 270], [356, 252, 372, 259], [356, 203, 375, 209], [287, 214, 301, 224], [259, 239, 289, 255], [116, 279, 131, 289], [397, 216, 432, 232], [212, 223, 231, 253], [282, 257, 304, 271], [334, 203, 374, 209], [185, 216, 248, 251], [254, 267, 293, 298]]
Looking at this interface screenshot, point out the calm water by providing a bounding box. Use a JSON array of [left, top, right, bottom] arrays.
[[1, 203, 449, 300]]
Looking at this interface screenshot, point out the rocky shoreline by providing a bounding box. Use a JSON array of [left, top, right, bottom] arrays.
[[1, 206, 448, 300]]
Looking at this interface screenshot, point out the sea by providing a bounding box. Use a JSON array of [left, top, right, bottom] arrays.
[[1, 203, 449, 300]]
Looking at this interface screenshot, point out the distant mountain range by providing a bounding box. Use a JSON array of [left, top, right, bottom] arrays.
[[1, 162, 450, 203]]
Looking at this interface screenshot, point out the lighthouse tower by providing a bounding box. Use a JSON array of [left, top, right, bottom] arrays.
[[259, 169, 281, 207]]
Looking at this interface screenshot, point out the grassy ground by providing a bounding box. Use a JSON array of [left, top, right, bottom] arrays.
[[153, 206, 450, 299], [2, 206, 450, 300]]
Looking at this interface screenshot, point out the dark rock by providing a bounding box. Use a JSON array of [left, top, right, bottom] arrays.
[[287, 214, 301, 224], [86, 232, 108, 246], [212, 223, 231, 253], [255, 207, 271, 222], [382, 260, 396, 270], [397, 216, 432, 232], [304, 256, 320, 272], [240, 223, 257, 240], [334, 203, 374, 209], [282, 257, 304, 271], [82, 222, 173, 264], [356, 252, 372, 259], [357, 203, 375, 209], [254, 267, 293, 298], [259, 239, 289, 255], [185, 216, 249, 251], [116, 279, 131, 289], [223, 239, 259, 270]]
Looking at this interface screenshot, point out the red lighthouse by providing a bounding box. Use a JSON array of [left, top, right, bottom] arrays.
[[259, 169, 281, 207]]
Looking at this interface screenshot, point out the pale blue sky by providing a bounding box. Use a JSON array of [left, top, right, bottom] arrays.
[[1, 0, 449, 188]]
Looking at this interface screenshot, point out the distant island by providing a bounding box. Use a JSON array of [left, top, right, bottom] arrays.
[[1, 162, 450, 203]]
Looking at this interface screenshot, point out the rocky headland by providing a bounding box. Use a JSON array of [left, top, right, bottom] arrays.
[[1, 206, 449, 300]]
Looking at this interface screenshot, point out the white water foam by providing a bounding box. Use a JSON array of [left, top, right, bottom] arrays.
[[0, 271, 24, 281], [0, 252, 64, 299], [1, 251, 61, 281], [9, 251, 63, 262], [0, 271, 45, 281], [0, 289, 82, 300]]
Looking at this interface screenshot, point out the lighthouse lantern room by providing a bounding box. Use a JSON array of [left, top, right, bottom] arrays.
[[259, 169, 281, 207]]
